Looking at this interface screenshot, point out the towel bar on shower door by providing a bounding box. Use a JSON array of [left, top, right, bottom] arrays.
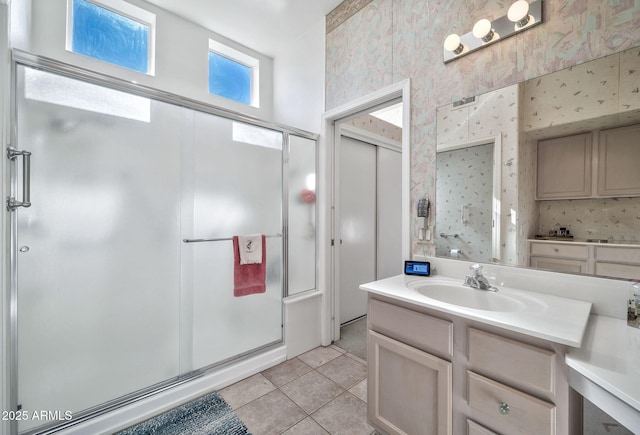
[[182, 234, 283, 244]]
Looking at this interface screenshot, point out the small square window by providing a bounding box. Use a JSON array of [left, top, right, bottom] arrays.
[[208, 52, 251, 105], [208, 40, 259, 107], [67, 0, 155, 75]]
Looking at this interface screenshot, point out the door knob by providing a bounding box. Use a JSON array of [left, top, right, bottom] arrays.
[[498, 402, 510, 415]]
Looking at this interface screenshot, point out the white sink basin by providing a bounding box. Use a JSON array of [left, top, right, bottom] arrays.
[[407, 280, 544, 312]]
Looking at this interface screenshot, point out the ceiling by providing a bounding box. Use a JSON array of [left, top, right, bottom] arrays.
[[143, 0, 345, 57]]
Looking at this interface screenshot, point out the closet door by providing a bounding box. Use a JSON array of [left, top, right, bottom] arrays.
[[377, 146, 402, 279], [339, 136, 376, 325]]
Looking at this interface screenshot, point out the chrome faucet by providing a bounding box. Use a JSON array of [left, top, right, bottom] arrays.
[[464, 264, 498, 292]]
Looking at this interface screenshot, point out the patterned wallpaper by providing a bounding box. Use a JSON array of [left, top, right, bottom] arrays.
[[538, 197, 640, 243], [523, 47, 640, 135], [435, 143, 494, 263], [326, 0, 640, 260]]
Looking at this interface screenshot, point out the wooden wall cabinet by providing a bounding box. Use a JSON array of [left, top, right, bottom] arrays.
[[536, 123, 640, 200], [597, 124, 640, 196], [536, 133, 592, 199]]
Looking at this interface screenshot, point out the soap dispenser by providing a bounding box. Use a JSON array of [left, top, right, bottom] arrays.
[[628, 281, 640, 328]]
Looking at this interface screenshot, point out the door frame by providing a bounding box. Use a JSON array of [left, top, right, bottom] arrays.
[[319, 80, 411, 345]]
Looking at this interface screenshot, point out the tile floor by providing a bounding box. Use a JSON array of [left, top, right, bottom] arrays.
[[218, 345, 373, 435]]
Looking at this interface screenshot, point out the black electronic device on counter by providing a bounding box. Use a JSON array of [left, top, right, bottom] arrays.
[[404, 261, 431, 277]]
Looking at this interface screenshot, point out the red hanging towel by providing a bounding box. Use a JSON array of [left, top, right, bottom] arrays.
[[232, 235, 266, 297]]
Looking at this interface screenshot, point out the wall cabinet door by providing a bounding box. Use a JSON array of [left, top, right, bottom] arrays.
[[598, 123, 640, 196], [536, 133, 592, 199], [368, 330, 452, 435]]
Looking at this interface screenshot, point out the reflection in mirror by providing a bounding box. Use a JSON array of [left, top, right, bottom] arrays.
[[436, 140, 500, 263], [435, 45, 640, 280]]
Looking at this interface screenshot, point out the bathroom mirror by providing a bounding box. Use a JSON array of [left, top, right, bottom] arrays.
[[435, 45, 640, 278], [435, 137, 501, 264]]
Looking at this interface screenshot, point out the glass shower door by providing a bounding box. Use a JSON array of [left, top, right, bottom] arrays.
[[12, 65, 183, 432], [183, 113, 284, 371]]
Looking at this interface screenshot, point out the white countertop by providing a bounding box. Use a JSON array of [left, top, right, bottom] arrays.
[[567, 315, 640, 413], [360, 274, 592, 347]]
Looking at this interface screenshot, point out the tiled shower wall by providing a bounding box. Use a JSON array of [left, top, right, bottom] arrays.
[[325, 0, 640, 258]]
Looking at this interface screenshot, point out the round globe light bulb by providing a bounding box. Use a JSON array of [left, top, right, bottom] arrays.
[[444, 33, 463, 54], [508, 0, 530, 26], [472, 19, 493, 41]]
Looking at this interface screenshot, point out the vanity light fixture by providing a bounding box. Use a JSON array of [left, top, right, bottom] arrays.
[[508, 0, 531, 28], [443, 0, 543, 63], [472, 19, 495, 43], [444, 33, 464, 55]]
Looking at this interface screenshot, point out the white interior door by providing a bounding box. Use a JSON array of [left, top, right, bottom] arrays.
[[338, 136, 376, 325], [377, 146, 402, 279]]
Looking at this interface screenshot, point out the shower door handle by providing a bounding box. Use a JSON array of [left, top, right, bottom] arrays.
[[7, 146, 32, 211]]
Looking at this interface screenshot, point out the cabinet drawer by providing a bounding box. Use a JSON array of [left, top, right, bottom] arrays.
[[468, 371, 556, 435], [467, 419, 497, 435], [468, 328, 556, 395], [595, 246, 640, 264], [530, 242, 588, 259], [530, 256, 587, 274], [595, 262, 640, 280], [369, 299, 453, 359]]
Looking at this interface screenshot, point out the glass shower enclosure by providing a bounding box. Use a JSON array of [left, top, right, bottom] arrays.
[[7, 62, 314, 434]]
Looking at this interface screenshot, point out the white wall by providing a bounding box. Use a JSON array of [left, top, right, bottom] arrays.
[[273, 17, 325, 133], [272, 16, 326, 354]]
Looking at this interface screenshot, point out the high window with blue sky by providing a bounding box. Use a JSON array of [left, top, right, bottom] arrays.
[[67, 0, 156, 75], [208, 39, 259, 107]]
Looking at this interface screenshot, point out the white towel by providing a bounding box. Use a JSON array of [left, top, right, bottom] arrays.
[[237, 234, 263, 265]]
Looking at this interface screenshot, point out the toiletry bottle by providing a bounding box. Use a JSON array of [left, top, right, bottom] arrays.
[[628, 281, 640, 328]]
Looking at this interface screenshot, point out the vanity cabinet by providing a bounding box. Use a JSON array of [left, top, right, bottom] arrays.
[[536, 133, 592, 199], [597, 123, 640, 196], [367, 296, 576, 435], [367, 299, 453, 434], [529, 240, 640, 279]]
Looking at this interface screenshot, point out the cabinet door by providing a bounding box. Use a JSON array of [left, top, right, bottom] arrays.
[[598, 123, 640, 196], [536, 133, 592, 199], [368, 331, 452, 435]]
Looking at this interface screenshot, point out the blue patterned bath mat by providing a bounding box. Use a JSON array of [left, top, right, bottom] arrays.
[[117, 391, 250, 435]]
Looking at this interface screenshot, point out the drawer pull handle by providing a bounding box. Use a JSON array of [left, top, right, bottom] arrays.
[[498, 402, 510, 416], [553, 248, 559, 252]]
